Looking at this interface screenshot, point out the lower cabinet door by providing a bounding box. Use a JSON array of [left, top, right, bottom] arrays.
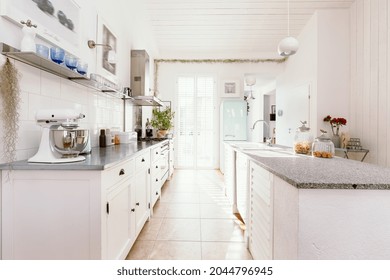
[[135, 168, 150, 236], [249, 161, 274, 260], [106, 180, 131, 260]]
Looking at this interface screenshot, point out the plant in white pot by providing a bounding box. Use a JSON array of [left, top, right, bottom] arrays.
[[150, 107, 174, 138]]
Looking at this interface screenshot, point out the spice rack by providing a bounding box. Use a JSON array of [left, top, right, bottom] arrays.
[[1, 43, 132, 100]]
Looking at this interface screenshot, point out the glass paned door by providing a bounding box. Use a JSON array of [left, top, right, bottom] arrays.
[[176, 76, 215, 169]]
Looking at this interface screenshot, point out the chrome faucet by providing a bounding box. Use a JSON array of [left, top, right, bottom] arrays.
[[252, 119, 272, 146]]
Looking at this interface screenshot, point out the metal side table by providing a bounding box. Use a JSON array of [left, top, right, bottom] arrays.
[[335, 148, 369, 162]]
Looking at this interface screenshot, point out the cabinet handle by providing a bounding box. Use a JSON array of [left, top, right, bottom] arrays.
[[119, 169, 125, 176], [156, 165, 158, 168], [156, 178, 158, 182], [156, 152, 159, 155], [141, 158, 145, 162], [131, 208, 135, 212], [156, 191, 159, 195], [106, 202, 110, 215], [136, 202, 140, 206]]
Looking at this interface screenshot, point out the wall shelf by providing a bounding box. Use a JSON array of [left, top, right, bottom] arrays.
[[1, 43, 131, 100]]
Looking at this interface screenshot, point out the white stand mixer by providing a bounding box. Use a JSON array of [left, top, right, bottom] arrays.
[[28, 109, 88, 164]]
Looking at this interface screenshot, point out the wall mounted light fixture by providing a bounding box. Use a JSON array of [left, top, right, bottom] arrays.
[[244, 76, 256, 100], [277, 0, 299, 57], [87, 40, 117, 64]]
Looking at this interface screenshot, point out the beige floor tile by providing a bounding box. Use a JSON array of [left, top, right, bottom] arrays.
[[165, 203, 200, 218], [163, 183, 200, 193], [126, 169, 250, 261], [160, 192, 200, 203], [151, 200, 169, 218], [201, 242, 253, 260], [149, 241, 202, 260], [200, 192, 230, 204], [126, 240, 155, 260], [200, 203, 236, 219], [201, 219, 245, 242], [137, 218, 164, 241], [157, 218, 201, 241]]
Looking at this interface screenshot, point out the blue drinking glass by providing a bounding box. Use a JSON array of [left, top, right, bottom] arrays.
[[50, 47, 65, 64], [65, 55, 78, 70], [76, 60, 88, 75]]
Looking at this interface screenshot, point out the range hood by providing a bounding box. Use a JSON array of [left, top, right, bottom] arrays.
[[130, 50, 164, 106]]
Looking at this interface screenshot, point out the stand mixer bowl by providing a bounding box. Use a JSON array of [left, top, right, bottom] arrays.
[[50, 129, 89, 158]]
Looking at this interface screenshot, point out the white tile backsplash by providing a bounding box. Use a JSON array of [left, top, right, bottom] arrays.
[[15, 61, 41, 95], [41, 71, 61, 98], [0, 56, 130, 164]]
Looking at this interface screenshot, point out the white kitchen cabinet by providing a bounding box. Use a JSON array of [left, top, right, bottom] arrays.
[[134, 149, 151, 236], [236, 152, 249, 224], [2, 170, 101, 260], [224, 143, 236, 210], [150, 141, 170, 212], [150, 145, 162, 208], [106, 179, 131, 260], [248, 160, 274, 259], [168, 139, 175, 180], [0, 153, 152, 260]]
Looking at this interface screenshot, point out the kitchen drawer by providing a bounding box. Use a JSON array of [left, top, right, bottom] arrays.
[[151, 145, 162, 163], [135, 150, 150, 172], [102, 158, 135, 189], [151, 161, 161, 176]]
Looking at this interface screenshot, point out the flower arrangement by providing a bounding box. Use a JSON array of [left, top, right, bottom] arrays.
[[323, 115, 347, 136]]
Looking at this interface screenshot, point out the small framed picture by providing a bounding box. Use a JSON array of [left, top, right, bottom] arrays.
[[221, 80, 240, 97]]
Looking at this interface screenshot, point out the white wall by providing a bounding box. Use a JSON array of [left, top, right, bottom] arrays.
[[0, 0, 156, 164], [276, 9, 350, 147], [276, 12, 318, 147], [350, 0, 390, 167], [156, 62, 284, 168]]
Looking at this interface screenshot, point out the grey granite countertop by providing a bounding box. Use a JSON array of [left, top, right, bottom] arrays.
[[0, 140, 168, 171], [228, 142, 390, 190]]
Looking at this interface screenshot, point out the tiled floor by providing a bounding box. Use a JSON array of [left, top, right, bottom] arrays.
[[126, 169, 253, 260]]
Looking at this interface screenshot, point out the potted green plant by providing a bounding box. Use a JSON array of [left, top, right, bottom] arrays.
[[150, 107, 174, 138]]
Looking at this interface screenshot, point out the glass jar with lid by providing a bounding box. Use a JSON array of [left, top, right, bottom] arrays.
[[293, 121, 313, 154], [312, 129, 335, 158]]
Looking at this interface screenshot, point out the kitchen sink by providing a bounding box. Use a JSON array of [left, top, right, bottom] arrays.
[[231, 142, 283, 151], [231, 142, 270, 150], [245, 149, 297, 158]]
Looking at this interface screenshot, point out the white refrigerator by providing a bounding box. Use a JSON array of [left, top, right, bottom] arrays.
[[220, 100, 248, 173]]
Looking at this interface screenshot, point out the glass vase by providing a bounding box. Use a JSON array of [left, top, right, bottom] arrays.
[[331, 135, 341, 148]]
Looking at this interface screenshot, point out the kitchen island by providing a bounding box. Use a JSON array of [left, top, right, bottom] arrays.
[[225, 142, 390, 260], [0, 140, 170, 260]]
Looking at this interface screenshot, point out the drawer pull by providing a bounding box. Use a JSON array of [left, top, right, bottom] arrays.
[[156, 191, 159, 195], [141, 158, 145, 162], [119, 169, 125, 176], [156, 178, 158, 182], [156, 165, 158, 168], [136, 202, 140, 206], [156, 152, 159, 155], [131, 208, 135, 212]]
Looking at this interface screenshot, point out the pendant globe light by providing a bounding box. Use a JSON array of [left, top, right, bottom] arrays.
[[278, 0, 299, 56]]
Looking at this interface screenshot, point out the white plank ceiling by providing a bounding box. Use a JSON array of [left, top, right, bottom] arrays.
[[144, 0, 355, 58]]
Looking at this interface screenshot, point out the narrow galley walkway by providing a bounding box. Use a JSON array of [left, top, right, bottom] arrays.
[[126, 169, 252, 260]]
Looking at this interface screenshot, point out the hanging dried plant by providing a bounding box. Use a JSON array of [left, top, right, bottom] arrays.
[[0, 58, 21, 164]]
